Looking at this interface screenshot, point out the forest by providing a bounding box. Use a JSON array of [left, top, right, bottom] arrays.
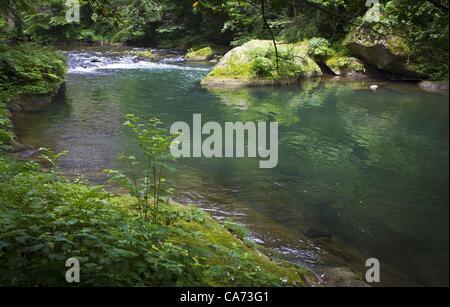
[[0, 0, 449, 288]]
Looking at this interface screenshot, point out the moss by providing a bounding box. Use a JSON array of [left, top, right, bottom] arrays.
[[386, 36, 410, 58], [206, 53, 254, 80], [134, 50, 155, 60], [185, 46, 214, 61], [0, 156, 310, 286], [202, 40, 321, 86], [326, 56, 365, 73], [117, 196, 308, 285], [150, 201, 309, 286]]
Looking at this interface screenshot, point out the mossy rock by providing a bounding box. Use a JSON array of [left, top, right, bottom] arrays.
[[133, 50, 155, 60], [343, 8, 424, 79], [185, 47, 215, 61], [201, 40, 322, 88], [325, 56, 366, 77]]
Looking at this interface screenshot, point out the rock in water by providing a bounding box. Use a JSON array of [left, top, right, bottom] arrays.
[[418, 81, 449, 92], [185, 47, 215, 61], [20, 149, 39, 159], [201, 40, 322, 88], [305, 228, 332, 239]]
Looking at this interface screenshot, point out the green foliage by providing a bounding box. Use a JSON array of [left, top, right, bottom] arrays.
[[38, 147, 69, 183], [105, 114, 177, 222], [0, 157, 196, 286], [1, 1, 447, 79], [307, 37, 335, 60], [250, 46, 306, 79], [252, 51, 275, 77], [0, 44, 66, 98], [0, 157, 306, 286], [381, 0, 449, 80], [112, 0, 163, 43], [326, 56, 365, 72], [0, 103, 13, 147], [0, 44, 66, 149]]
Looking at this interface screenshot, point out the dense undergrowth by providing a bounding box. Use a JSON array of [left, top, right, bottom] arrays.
[[0, 43, 66, 148], [0, 44, 66, 99], [1, 1, 448, 80], [0, 157, 307, 287]]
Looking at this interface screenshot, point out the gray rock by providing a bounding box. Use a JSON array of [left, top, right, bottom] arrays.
[[418, 81, 449, 92], [8, 95, 55, 113], [343, 8, 424, 79], [322, 267, 371, 287]]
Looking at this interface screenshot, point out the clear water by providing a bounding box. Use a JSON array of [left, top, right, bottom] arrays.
[[13, 52, 449, 287]]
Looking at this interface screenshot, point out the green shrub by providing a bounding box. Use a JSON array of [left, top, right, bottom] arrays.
[[0, 44, 66, 149], [105, 115, 177, 223], [0, 157, 306, 286], [0, 44, 67, 98], [252, 50, 275, 77], [0, 102, 13, 147], [250, 47, 305, 79], [308, 37, 335, 60]]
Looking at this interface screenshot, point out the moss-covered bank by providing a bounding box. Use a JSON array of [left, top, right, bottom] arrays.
[[0, 44, 66, 149], [0, 156, 310, 286]]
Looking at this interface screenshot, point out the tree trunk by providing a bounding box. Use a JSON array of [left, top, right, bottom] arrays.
[[261, 0, 280, 75]]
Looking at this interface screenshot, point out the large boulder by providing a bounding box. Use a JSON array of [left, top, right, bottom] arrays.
[[343, 6, 423, 79], [201, 40, 322, 88]]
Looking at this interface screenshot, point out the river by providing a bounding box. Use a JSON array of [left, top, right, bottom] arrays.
[[13, 50, 449, 287]]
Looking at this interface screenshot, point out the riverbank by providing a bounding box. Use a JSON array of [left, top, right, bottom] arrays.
[[0, 44, 318, 287], [4, 43, 449, 287], [0, 43, 66, 151], [0, 155, 315, 286]]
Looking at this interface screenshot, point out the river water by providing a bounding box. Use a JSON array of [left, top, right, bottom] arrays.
[[13, 50, 449, 287]]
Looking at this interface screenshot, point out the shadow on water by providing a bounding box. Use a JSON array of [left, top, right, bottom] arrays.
[[13, 52, 449, 287]]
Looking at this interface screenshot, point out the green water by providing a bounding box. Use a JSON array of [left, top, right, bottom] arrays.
[[13, 59, 449, 287]]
